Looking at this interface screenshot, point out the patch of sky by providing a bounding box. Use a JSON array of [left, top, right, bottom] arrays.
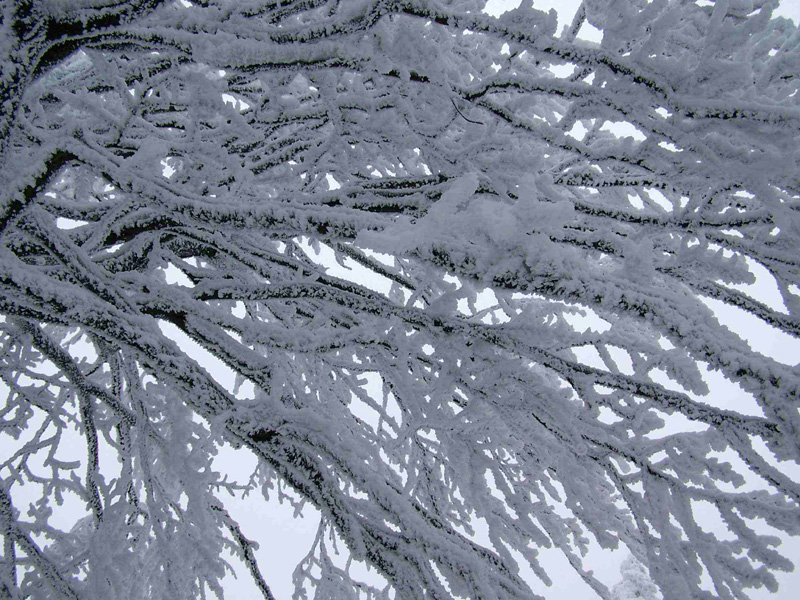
[[56, 217, 88, 230], [566, 121, 588, 141], [597, 405, 624, 425], [643, 408, 709, 440], [627, 193, 644, 210], [649, 360, 763, 417], [571, 345, 608, 371], [484, 470, 519, 519], [217, 449, 322, 599], [659, 141, 682, 152], [295, 236, 398, 298], [360, 246, 395, 266], [561, 305, 612, 334], [604, 345, 635, 375], [774, 0, 800, 24], [698, 295, 799, 366], [349, 388, 382, 434], [231, 300, 246, 319], [549, 63, 576, 78], [159, 262, 195, 288], [325, 173, 341, 190], [576, 20, 603, 44], [600, 121, 646, 142], [157, 319, 255, 399], [643, 188, 672, 211], [484, 0, 584, 40], [713, 254, 788, 314], [221, 93, 250, 112], [751, 435, 800, 482], [61, 330, 98, 364]]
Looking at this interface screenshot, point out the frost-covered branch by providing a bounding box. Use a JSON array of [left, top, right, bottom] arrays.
[[1, 1, 799, 599]]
